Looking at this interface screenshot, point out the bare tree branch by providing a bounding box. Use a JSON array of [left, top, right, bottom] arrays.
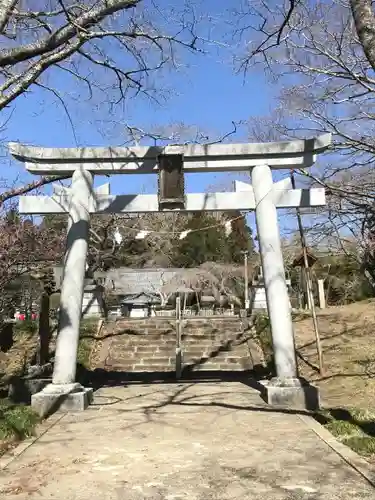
[[0, 0, 206, 114], [0, 1, 139, 67], [0, 175, 70, 206]]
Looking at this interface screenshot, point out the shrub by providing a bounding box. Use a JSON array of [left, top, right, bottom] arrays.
[[0, 400, 39, 440]]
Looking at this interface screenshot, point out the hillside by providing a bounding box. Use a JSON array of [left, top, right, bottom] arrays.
[[294, 300, 375, 410]]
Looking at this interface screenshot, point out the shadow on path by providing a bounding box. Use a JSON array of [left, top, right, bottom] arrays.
[[76, 365, 320, 420]]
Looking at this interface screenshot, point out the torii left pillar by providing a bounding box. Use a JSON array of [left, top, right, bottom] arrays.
[[31, 169, 94, 417]]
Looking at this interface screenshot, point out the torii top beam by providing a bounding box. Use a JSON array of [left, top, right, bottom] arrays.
[[8, 134, 331, 175]]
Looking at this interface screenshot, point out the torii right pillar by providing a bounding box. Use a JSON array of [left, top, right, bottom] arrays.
[[252, 165, 319, 410]]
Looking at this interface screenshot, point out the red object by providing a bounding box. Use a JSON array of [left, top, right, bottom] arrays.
[[18, 314, 25, 321], [31, 313, 37, 320]]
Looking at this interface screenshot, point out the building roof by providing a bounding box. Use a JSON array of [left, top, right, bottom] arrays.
[[104, 268, 183, 296], [292, 249, 318, 268], [54, 265, 240, 297], [121, 292, 161, 305]]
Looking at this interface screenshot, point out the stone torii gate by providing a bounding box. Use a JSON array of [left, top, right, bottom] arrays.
[[9, 134, 331, 416]]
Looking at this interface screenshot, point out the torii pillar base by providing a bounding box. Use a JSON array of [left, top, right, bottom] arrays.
[[31, 383, 93, 418], [260, 377, 320, 411]]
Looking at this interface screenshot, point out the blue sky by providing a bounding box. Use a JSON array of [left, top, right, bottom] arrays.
[[1, 0, 300, 239], [5, 45, 273, 189]]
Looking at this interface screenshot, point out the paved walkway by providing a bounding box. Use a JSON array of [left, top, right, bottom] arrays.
[[0, 381, 374, 499]]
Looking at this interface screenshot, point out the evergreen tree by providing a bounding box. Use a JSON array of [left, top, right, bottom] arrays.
[[172, 212, 255, 267], [225, 211, 255, 264], [172, 213, 229, 267]]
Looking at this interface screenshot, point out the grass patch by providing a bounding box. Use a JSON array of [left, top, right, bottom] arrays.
[[0, 399, 39, 441], [14, 320, 38, 338], [77, 338, 92, 369], [317, 407, 375, 458], [342, 436, 375, 457], [325, 418, 359, 438], [77, 318, 99, 369], [80, 318, 97, 337], [252, 313, 274, 367]]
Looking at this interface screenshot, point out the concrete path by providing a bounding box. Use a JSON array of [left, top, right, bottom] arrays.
[[0, 381, 374, 499]]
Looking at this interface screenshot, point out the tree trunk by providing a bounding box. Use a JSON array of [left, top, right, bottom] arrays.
[[350, 0, 375, 71], [364, 267, 375, 290], [37, 292, 50, 365]]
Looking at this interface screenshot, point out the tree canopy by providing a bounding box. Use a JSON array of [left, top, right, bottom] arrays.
[[172, 212, 255, 268]]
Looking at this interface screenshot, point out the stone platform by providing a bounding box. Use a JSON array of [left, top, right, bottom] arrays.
[[260, 377, 320, 411], [31, 383, 93, 417]]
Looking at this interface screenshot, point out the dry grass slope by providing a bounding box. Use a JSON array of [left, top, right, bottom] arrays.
[[294, 299, 375, 410]]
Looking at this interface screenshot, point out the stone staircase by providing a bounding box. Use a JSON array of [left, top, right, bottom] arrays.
[[181, 319, 260, 372], [94, 317, 264, 374], [99, 319, 176, 372]]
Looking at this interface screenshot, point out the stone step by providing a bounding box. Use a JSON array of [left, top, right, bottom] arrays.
[[139, 343, 247, 351], [182, 330, 243, 336], [181, 339, 236, 345], [109, 333, 244, 340], [110, 352, 173, 360], [182, 338, 237, 344], [113, 325, 174, 331], [111, 346, 176, 356], [111, 340, 176, 349], [183, 352, 236, 360], [181, 336, 244, 343], [112, 320, 242, 326], [111, 336, 172, 342], [115, 330, 174, 335], [111, 329, 175, 335], [190, 328, 244, 333], [110, 341, 176, 349], [106, 360, 249, 372], [110, 352, 242, 361], [110, 350, 175, 358], [108, 353, 175, 365], [141, 357, 174, 364], [190, 353, 248, 360], [184, 351, 245, 359], [111, 345, 247, 356], [181, 339, 238, 347], [183, 347, 242, 355], [110, 352, 247, 362], [107, 355, 175, 366], [107, 355, 174, 363], [133, 366, 175, 372], [117, 350, 237, 356], [112, 332, 174, 337], [183, 319, 242, 324], [190, 347, 246, 354], [106, 364, 175, 372], [183, 363, 244, 371]]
